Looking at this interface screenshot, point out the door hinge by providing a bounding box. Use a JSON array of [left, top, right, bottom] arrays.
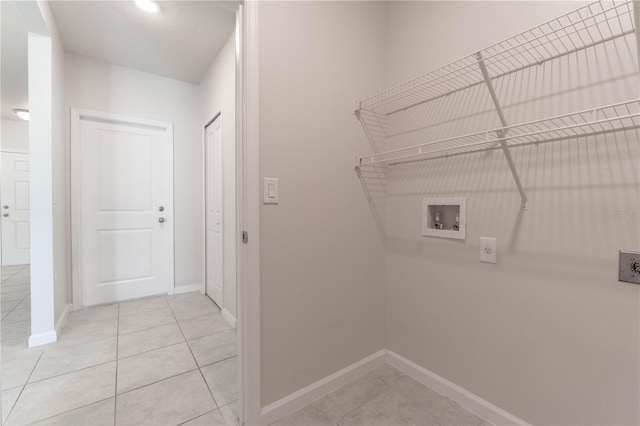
[[242, 231, 248, 244]]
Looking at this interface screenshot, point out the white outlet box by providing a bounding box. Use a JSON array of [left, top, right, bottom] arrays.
[[480, 237, 497, 264], [422, 197, 466, 240], [619, 251, 640, 284]]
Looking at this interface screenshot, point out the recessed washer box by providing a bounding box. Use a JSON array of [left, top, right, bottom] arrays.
[[422, 197, 466, 240]]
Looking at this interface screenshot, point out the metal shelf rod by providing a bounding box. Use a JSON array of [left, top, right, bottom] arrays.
[[476, 51, 528, 209]]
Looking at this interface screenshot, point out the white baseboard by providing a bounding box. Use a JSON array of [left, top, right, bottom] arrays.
[[28, 330, 57, 347], [386, 351, 528, 426], [54, 303, 72, 336], [260, 349, 387, 425], [174, 284, 202, 295], [221, 307, 236, 328]]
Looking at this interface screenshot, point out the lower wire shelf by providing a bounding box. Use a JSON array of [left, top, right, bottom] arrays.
[[354, 99, 640, 169]]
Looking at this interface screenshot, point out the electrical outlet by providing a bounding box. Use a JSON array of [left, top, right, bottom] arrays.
[[619, 251, 640, 284], [480, 237, 497, 264]]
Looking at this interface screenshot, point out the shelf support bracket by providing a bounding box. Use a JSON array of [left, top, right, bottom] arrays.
[[476, 52, 528, 210]]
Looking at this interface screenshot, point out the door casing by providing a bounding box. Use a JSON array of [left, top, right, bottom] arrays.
[[70, 107, 175, 310]]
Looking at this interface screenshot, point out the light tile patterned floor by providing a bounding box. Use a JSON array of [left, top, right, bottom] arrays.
[[1, 265, 239, 426], [2, 266, 486, 426], [270, 366, 490, 426]]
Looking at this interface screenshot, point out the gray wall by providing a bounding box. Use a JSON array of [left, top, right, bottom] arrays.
[[258, 1, 388, 406], [384, 2, 640, 424]]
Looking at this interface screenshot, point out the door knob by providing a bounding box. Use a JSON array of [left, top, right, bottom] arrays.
[[158, 217, 165, 223], [2, 205, 8, 209], [2, 213, 8, 217], [158, 206, 164, 212]]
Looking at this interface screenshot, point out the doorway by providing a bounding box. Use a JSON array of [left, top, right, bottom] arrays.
[[1, 151, 30, 266], [71, 109, 175, 307]]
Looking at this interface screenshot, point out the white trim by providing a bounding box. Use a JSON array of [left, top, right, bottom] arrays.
[[201, 120, 207, 297], [238, 2, 261, 425], [70, 107, 175, 308], [260, 350, 387, 425], [54, 303, 72, 336], [174, 284, 203, 295], [386, 351, 529, 426], [28, 330, 57, 347], [221, 307, 236, 328]]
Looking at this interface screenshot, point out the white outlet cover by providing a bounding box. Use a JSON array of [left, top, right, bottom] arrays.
[[480, 237, 497, 264]]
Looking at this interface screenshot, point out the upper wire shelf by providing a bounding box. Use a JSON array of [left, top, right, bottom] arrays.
[[356, 1, 636, 116], [355, 99, 640, 167]]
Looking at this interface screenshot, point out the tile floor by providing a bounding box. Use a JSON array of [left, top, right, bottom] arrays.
[[1, 265, 239, 426], [271, 365, 489, 426], [2, 266, 485, 426]]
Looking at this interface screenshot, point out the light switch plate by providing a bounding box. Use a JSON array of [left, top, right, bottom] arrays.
[[263, 178, 279, 204], [480, 237, 497, 264], [619, 251, 640, 284]]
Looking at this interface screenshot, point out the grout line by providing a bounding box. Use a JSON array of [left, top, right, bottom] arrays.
[[197, 354, 238, 370], [117, 340, 187, 363], [166, 297, 221, 409], [4, 340, 46, 424], [20, 396, 115, 426], [0, 266, 24, 284], [25, 358, 117, 386], [1, 292, 30, 324], [185, 327, 235, 343], [117, 318, 177, 337], [116, 330, 185, 361], [52, 331, 118, 352], [176, 408, 221, 426], [115, 367, 201, 397]]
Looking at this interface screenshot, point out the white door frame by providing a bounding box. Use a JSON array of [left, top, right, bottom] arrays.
[[238, 1, 262, 424], [203, 111, 224, 306], [70, 107, 175, 310]]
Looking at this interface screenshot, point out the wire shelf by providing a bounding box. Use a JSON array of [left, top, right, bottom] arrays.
[[355, 99, 640, 167], [357, 0, 636, 116]]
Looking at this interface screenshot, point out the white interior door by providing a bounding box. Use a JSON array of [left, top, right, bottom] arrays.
[[206, 117, 224, 307], [1, 152, 30, 266], [79, 118, 172, 306]]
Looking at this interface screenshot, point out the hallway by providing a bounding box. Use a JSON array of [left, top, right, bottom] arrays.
[[1, 272, 239, 426]]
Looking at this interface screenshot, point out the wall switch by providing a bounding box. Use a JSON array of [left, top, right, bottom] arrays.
[[480, 237, 497, 264], [263, 178, 279, 204], [619, 251, 640, 284]]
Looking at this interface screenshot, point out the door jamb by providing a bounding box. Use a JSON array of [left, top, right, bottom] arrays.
[[70, 107, 175, 309], [238, 1, 261, 424]]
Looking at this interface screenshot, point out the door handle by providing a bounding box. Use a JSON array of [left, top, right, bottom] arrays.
[[2, 205, 8, 209], [2, 213, 8, 217], [158, 217, 165, 223]]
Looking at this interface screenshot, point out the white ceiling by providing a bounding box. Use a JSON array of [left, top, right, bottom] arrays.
[[1, 1, 29, 121], [50, 1, 236, 84]]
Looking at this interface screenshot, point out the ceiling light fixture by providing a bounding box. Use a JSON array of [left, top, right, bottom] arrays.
[[135, 0, 159, 14], [13, 109, 29, 121]]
